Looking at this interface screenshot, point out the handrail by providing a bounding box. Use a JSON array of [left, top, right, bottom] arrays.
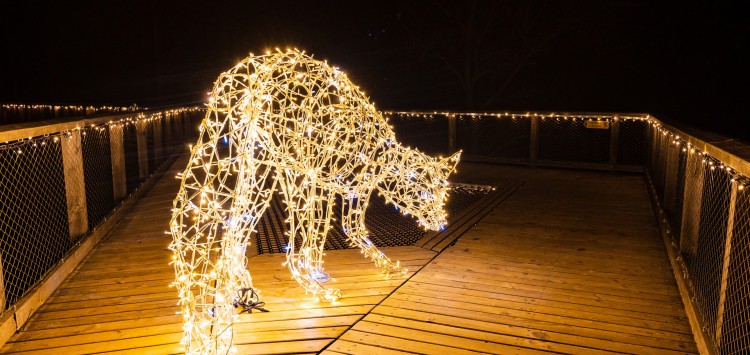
[[648, 115, 750, 180], [0, 106, 204, 348], [0, 105, 202, 143]]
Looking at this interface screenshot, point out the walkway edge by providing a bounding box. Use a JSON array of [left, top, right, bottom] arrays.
[[645, 171, 713, 355], [0, 149, 184, 348]]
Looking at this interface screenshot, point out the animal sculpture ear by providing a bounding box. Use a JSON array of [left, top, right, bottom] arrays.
[[440, 151, 461, 175]]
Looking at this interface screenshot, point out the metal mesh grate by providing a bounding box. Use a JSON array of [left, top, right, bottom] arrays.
[[538, 118, 610, 163], [456, 115, 530, 158], [685, 160, 732, 341], [0, 137, 71, 309], [81, 126, 115, 230], [388, 114, 449, 155], [254, 185, 491, 254], [721, 187, 750, 354], [617, 119, 647, 165]]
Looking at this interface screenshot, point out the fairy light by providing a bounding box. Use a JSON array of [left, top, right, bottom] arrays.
[[0, 107, 200, 173], [0, 103, 144, 115], [169, 49, 460, 354]]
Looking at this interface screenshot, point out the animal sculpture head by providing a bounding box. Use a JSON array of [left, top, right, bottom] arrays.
[[379, 147, 461, 231]]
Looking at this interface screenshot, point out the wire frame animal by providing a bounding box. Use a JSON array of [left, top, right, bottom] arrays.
[[169, 49, 460, 354]]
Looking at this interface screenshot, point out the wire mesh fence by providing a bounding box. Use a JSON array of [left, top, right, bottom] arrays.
[[0, 107, 202, 311], [722, 188, 750, 353], [0, 136, 70, 309], [617, 118, 647, 165], [387, 113, 449, 155], [456, 114, 530, 159], [386, 112, 647, 170], [538, 117, 610, 163], [81, 126, 115, 230], [690, 160, 732, 341], [645, 121, 750, 354], [123, 122, 141, 193], [4, 106, 748, 352]]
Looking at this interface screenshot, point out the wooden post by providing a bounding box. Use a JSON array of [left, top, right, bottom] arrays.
[[109, 124, 127, 201], [0, 254, 6, 310], [679, 152, 705, 256], [609, 118, 620, 171], [153, 116, 163, 163], [136, 121, 149, 179], [448, 114, 456, 154], [663, 140, 681, 212], [530, 116, 539, 162], [715, 182, 738, 347], [61, 130, 89, 238], [164, 113, 173, 153]]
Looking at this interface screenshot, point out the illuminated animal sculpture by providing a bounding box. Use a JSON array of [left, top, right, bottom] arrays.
[[169, 49, 460, 354]]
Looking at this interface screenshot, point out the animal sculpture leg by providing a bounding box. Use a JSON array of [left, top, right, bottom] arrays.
[[170, 161, 273, 354], [341, 194, 406, 277], [279, 176, 340, 301]]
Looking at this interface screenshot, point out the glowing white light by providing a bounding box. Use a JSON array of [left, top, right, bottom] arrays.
[[169, 49, 459, 354]]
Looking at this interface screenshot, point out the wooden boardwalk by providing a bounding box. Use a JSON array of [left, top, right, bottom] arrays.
[[1, 158, 697, 354]]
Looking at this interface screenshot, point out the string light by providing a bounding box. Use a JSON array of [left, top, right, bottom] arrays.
[[169, 49, 460, 354], [647, 120, 750, 191], [1, 103, 144, 113], [0, 107, 199, 153]]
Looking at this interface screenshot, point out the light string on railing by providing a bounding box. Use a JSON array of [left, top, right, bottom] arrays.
[[0, 107, 202, 153], [1, 103, 144, 113], [381, 110, 651, 122], [383, 110, 748, 189], [649, 121, 749, 191]]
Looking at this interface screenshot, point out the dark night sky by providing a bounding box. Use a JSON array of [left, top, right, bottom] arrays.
[[1, 1, 748, 140]]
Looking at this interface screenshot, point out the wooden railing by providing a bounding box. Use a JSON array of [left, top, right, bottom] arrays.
[[0, 107, 203, 345], [644, 117, 750, 355], [1, 108, 748, 354], [385, 111, 650, 172]]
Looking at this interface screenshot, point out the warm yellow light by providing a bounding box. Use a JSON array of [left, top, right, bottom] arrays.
[[169, 49, 459, 354]]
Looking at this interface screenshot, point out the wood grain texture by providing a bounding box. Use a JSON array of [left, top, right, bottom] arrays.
[[1, 161, 697, 354], [327, 163, 698, 354], [1, 155, 435, 354]]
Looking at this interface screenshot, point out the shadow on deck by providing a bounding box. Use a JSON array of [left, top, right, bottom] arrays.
[[1, 157, 697, 354]]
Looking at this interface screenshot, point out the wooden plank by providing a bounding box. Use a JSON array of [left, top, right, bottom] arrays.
[[324, 339, 415, 354], [339, 329, 483, 355], [373, 303, 695, 353], [679, 153, 704, 261], [3, 161, 699, 354], [418, 182, 521, 251], [529, 115, 539, 162], [152, 118, 162, 163], [136, 120, 148, 179], [109, 123, 127, 200], [61, 129, 88, 238], [362, 314, 628, 354], [399, 280, 685, 323], [609, 117, 619, 170]]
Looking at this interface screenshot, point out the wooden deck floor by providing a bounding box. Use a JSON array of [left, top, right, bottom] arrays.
[[1, 158, 697, 354]]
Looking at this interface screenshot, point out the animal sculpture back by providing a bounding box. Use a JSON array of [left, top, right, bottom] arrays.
[[170, 49, 460, 354]]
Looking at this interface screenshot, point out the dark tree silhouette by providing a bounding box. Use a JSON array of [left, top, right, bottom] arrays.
[[398, 0, 576, 109]]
